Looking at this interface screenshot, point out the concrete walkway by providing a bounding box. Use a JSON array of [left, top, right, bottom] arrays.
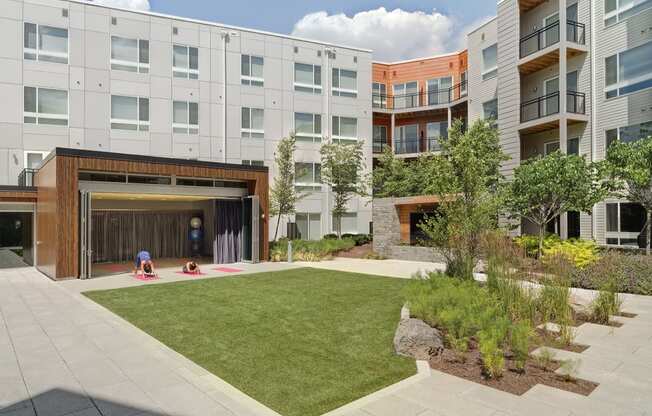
[[2, 259, 652, 416]]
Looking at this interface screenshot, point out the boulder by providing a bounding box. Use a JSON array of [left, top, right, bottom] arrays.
[[393, 318, 444, 360]]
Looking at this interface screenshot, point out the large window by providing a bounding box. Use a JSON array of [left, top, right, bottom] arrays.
[[544, 141, 560, 155], [111, 95, 149, 131], [294, 63, 322, 94], [605, 41, 652, 98], [296, 213, 321, 240], [482, 44, 498, 80], [332, 212, 358, 234], [606, 202, 647, 247], [24, 151, 49, 169], [427, 76, 452, 105], [393, 81, 418, 109], [241, 54, 264, 87], [24, 87, 68, 126], [372, 82, 387, 108], [567, 137, 580, 155], [483, 98, 498, 120], [605, 0, 652, 25], [173, 45, 198, 79], [241, 107, 264, 138], [394, 124, 418, 154], [24, 23, 68, 64], [606, 120, 652, 147], [111, 36, 149, 73], [295, 162, 321, 191], [294, 112, 321, 142], [460, 71, 468, 96], [172, 101, 198, 134], [332, 116, 357, 143], [373, 125, 387, 153], [426, 121, 448, 152], [332, 68, 357, 98]]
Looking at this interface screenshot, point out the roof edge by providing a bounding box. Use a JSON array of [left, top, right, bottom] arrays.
[[373, 50, 466, 66]]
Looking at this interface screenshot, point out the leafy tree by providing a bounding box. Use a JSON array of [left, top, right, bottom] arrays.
[[419, 119, 508, 279], [320, 140, 368, 238], [270, 134, 305, 241], [505, 151, 611, 258], [606, 136, 652, 255], [372, 147, 412, 197]]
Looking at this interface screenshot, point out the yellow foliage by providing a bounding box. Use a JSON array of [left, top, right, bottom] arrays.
[[542, 239, 599, 269]]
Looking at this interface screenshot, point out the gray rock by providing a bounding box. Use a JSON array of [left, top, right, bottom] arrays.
[[393, 318, 444, 360]]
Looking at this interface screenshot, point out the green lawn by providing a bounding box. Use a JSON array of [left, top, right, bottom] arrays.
[[83, 267, 416, 416]]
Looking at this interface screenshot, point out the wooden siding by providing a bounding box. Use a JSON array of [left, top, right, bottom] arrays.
[[397, 203, 438, 243], [34, 151, 269, 280], [0, 189, 37, 203]]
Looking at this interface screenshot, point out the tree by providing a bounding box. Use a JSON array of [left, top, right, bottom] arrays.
[[372, 148, 441, 198], [606, 136, 652, 255], [505, 151, 611, 258], [270, 134, 305, 241], [419, 119, 508, 279], [320, 140, 368, 238]]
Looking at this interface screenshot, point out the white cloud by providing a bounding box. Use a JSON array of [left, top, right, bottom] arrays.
[[84, 0, 150, 11], [291, 7, 460, 62]]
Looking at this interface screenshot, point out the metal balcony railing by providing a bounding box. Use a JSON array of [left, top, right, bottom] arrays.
[[520, 21, 560, 58], [17, 168, 37, 187], [372, 139, 387, 153], [424, 137, 443, 152], [520, 91, 586, 122], [393, 139, 419, 155], [566, 20, 586, 45], [372, 81, 467, 110]]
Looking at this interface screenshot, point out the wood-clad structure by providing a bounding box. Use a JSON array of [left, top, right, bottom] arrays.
[[7, 148, 270, 280]]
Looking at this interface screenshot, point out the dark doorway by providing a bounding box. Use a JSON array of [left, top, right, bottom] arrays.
[[0, 212, 33, 268], [567, 211, 581, 239], [409, 211, 436, 245]]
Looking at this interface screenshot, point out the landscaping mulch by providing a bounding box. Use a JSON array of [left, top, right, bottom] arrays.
[[574, 313, 623, 328], [615, 311, 637, 318], [533, 329, 589, 353], [336, 243, 373, 258], [429, 347, 598, 396]]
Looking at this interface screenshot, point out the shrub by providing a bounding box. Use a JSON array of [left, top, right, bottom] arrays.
[[363, 251, 387, 260], [515, 234, 561, 258], [269, 238, 355, 262], [510, 321, 532, 372], [559, 359, 582, 382], [571, 251, 652, 295], [446, 334, 469, 363], [323, 234, 338, 240], [542, 239, 600, 269], [341, 233, 372, 246], [479, 330, 505, 378], [534, 347, 556, 371], [590, 278, 622, 324]]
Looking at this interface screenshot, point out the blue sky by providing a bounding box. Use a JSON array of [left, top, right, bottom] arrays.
[[98, 0, 497, 61]]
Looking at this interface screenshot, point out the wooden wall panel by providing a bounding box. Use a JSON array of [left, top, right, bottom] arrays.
[[34, 156, 58, 279], [0, 190, 37, 203]]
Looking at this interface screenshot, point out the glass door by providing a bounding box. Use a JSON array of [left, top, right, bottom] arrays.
[[240, 196, 260, 263], [544, 76, 560, 116], [79, 190, 92, 279]]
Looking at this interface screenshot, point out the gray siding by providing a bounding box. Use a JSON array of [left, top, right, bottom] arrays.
[[467, 18, 498, 122]]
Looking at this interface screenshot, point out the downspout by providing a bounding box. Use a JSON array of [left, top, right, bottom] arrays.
[[590, 0, 598, 241], [221, 32, 229, 163], [325, 48, 336, 236]]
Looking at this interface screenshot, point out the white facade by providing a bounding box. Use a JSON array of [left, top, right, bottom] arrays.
[[0, 0, 374, 240]]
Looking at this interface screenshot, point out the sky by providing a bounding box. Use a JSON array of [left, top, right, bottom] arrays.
[[88, 0, 496, 62]]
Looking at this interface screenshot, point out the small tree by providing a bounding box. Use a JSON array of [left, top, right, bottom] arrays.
[[606, 136, 652, 255], [505, 151, 611, 258], [320, 140, 368, 238], [270, 134, 305, 241]]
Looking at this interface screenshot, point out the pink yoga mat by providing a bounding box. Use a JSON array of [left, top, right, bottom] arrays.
[[174, 271, 207, 276], [213, 267, 243, 273], [134, 274, 160, 281]]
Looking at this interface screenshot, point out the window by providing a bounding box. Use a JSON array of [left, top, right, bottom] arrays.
[[24, 23, 68, 64], [128, 175, 172, 185], [427, 76, 452, 105], [24, 87, 68, 125], [295, 162, 321, 190], [294, 112, 321, 142], [176, 178, 213, 187], [24, 151, 49, 169], [332, 116, 357, 143], [373, 125, 387, 153], [394, 124, 418, 154], [242, 160, 264, 166], [544, 141, 560, 155], [483, 98, 498, 120], [111, 95, 149, 131], [606, 121, 652, 147], [111, 36, 149, 73], [172, 101, 198, 134], [482, 44, 498, 80], [332, 68, 357, 97], [241, 55, 264, 87], [296, 213, 321, 240], [605, 41, 652, 98], [332, 212, 358, 234], [393, 81, 418, 109], [460, 71, 468, 96], [294, 63, 322, 94], [426, 121, 448, 152], [372, 83, 387, 108], [241, 107, 264, 138], [173, 45, 198, 79], [567, 137, 580, 155], [606, 202, 647, 247], [605, 0, 652, 25]]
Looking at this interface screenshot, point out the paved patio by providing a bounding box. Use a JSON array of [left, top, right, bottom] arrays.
[[1, 259, 651, 416]]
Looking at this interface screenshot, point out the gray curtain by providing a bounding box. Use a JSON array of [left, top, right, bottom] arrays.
[[214, 200, 242, 264]]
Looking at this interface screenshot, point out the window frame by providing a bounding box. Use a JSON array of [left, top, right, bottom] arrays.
[[482, 44, 498, 80], [294, 112, 322, 142], [427, 76, 453, 105], [567, 137, 580, 155], [110, 95, 150, 131], [482, 98, 498, 120], [23, 86, 69, 126], [544, 140, 561, 155], [605, 0, 652, 25], [332, 116, 358, 143], [332, 212, 358, 234], [294, 62, 322, 94], [372, 82, 387, 108], [242, 160, 264, 166], [172, 44, 199, 79], [241, 107, 265, 139], [604, 41, 652, 99], [460, 71, 468, 96], [294, 162, 322, 191], [605, 120, 652, 148], [172, 100, 199, 134], [24, 150, 50, 169], [605, 201, 648, 246], [295, 212, 322, 241], [241, 54, 264, 87], [392, 81, 419, 109], [332, 68, 358, 98], [110, 36, 150, 73], [23, 22, 69, 64]]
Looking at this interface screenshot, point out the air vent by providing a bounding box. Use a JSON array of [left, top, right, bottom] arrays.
[[294, 46, 298, 53], [173, 27, 178, 35], [111, 17, 117, 25], [62, 8, 68, 17], [481, 33, 485, 41], [353, 56, 357, 63], [317, 50, 321, 57]]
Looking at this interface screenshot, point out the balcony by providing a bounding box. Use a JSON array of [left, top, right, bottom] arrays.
[[518, 20, 587, 75], [373, 138, 387, 153], [18, 168, 37, 187], [392, 137, 445, 156], [372, 81, 467, 112], [520, 91, 587, 133]]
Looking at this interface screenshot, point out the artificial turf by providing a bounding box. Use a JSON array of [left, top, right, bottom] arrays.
[[83, 267, 416, 416]]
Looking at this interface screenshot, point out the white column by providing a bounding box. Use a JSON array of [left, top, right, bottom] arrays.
[[447, 107, 452, 129], [559, 0, 568, 240], [390, 113, 396, 153]]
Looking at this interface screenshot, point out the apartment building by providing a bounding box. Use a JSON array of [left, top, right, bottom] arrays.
[[466, 0, 652, 247], [0, 0, 373, 245]]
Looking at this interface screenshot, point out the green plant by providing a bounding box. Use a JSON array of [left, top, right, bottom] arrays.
[[542, 239, 600, 269], [341, 233, 372, 246], [479, 330, 505, 379], [558, 358, 582, 382], [571, 251, 652, 295], [515, 234, 561, 258], [446, 334, 469, 363], [534, 347, 556, 371], [363, 251, 387, 260], [269, 238, 355, 262], [590, 278, 622, 324], [510, 321, 532, 372]]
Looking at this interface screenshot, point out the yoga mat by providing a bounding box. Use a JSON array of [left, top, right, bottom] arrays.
[[174, 271, 207, 276], [135, 274, 160, 281]]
